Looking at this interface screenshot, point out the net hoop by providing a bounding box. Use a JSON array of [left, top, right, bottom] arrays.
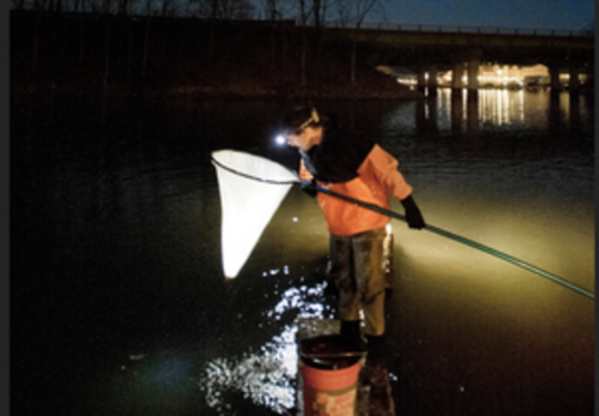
[[211, 155, 299, 185]]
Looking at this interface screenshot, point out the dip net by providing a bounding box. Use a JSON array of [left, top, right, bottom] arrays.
[[212, 150, 299, 279]]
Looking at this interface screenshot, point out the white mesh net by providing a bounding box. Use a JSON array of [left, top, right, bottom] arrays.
[[212, 150, 299, 279]]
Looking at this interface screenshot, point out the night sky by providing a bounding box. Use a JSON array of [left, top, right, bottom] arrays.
[[250, 0, 594, 32], [374, 0, 594, 31]]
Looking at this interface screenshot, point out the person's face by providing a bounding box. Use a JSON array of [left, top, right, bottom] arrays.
[[286, 126, 320, 151], [285, 127, 310, 150]]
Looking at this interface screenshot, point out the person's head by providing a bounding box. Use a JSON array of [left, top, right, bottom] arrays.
[[281, 106, 324, 151]]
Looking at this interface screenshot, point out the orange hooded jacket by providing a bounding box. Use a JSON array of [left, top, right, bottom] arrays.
[[300, 144, 412, 236]]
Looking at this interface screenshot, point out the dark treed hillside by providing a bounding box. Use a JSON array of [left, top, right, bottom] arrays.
[[10, 11, 421, 99]]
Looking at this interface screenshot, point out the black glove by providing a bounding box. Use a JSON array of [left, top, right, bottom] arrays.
[[400, 194, 426, 229], [301, 179, 318, 198]]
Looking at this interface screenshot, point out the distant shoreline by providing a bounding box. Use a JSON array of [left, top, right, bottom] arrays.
[[10, 78, 424, 100]]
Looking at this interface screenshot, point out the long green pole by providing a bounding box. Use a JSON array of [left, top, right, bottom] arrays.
[[316, 186, 595, 300]]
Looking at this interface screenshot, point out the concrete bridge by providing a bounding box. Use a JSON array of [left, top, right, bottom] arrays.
[[314, 22, 594, 91]]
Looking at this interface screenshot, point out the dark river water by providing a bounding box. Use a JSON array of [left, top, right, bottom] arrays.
[[10, 89, 594, 416]]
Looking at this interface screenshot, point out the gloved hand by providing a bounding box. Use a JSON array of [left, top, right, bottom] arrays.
[[400, 194, 426, 229], [301, 179, 318, 198]]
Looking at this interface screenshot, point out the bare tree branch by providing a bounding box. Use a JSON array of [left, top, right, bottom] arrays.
[[188, 0, 254, 19]]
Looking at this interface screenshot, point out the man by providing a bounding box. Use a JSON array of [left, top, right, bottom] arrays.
[[282, 106, 426, 354]]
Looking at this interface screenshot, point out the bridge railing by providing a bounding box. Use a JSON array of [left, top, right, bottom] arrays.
[[319, 20, 593, 37]]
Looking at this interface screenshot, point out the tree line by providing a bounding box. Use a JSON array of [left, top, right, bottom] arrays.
[[12, 0, 409, 96], [10, 0, 388, 27]]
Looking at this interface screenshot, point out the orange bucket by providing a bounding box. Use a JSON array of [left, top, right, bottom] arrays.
[[300, 335, 363, 416]]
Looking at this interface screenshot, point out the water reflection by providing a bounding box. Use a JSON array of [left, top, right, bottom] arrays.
[[449, 90, 463, 136], [199, 281, 334, 414], [568, 93, 582, 133], [466, 90, 480, 142], [415, 96, 439, 139], [412, 88, 590, 141]]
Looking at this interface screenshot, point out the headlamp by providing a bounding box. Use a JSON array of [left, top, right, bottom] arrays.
[[275, 134, 286, 145]]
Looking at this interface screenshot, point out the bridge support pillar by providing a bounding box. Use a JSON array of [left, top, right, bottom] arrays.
[[452, 62, 465, 90], [417, 68, 426, 91], [467, 57, 480, 90], [428, 65, 438, 96], [549, 65, 561, 93], [569, 66, 580, 91]]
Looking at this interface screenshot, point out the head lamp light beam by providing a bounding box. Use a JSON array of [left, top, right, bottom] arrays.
[[315, 185, 594, 300]]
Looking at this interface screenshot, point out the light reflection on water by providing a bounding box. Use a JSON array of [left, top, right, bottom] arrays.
[[479, 89, 526, 125], [199, 281, 334, 415], [387, 88, 592, 140]]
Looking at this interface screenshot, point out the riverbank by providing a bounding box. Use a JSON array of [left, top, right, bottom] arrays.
[[10, 66, 423, 100]]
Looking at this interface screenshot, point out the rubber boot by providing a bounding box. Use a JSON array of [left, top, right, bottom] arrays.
[[340, 320, 367, 353], [365, 335, 386, 368]]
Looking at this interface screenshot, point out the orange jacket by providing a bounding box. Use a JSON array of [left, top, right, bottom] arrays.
[[300, 144, 412, 236]]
